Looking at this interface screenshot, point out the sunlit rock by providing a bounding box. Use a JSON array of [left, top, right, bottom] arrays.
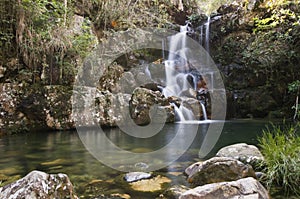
[[185, 157, 256, 187], [180, 177, 269, 199], [216, 143, 265, 169], [163, 185, 190, 199], [0, 170, 78, 199]]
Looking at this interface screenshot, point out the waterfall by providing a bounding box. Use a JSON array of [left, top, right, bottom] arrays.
[[162, 39, 166, 60], [199, 25, 203, 46], [205, 16, 211, 54], [179, 105, 195, 120], [200, 102, 208, 120], [163, 23, 191, 98], [161, 23, 209, 122], [171, 103, 186, 121]]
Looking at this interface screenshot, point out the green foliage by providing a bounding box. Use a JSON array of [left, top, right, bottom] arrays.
[[288, 80, 300, 93], [253, 8, 298, 33], [0, 0, 17, 59], [258, 123, 300, 196]]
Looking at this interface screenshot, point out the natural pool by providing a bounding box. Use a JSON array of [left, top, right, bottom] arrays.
[[0, 120, 274, 198]]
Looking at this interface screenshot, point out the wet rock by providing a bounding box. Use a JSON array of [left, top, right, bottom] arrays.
[[182, 98, 202, 119], [124, 172, 152, 182], [180, 177, 270, 199], [216, 143, 264, 169], [185, 157, 256, 187], [129, 87, 174, 125], [179, 88, 197, 99], [129, 175, 171, 192], [0, 170, 78, 199]]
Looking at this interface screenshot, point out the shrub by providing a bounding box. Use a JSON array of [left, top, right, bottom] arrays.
[[258, 122, 300, 196]]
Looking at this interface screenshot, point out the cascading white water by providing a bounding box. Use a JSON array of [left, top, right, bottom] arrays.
[[199, 25, 203, 46], [200, 103, 208, 120], [162, 23, 197, 121], [171, 103, 186, 121], [205, 16, 211, 53]]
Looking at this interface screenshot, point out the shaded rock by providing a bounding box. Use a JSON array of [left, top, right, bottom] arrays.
[[129, 175, 171, 192], [43, 85, 74, 130], [141, 82, 161, 92], [0, 170, 78, 199], [124, 172, 152, 183], [119, 71, 137, 93], [147, 63, 166, 85], [179, 177, 270, 199], [98, 64, 124, 92], [216, 143, 264, 168], [185, 157, 256, 187]]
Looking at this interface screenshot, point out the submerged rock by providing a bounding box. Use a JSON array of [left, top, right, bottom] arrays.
[[185, 157, 256, 187], [163, 185, 190, 199], [124, 172, 152, 183], [129, 175, 171, 192], [179, 177, 270, 199], [216, 143, 264, 168], [0, 170, 78, 199]]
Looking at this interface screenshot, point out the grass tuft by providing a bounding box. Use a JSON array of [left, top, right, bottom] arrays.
[[258, 122, 300, 196]]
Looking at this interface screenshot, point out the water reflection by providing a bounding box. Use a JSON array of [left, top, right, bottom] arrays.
[[78, 123, 200, 172], [0, 120, 272, 188]]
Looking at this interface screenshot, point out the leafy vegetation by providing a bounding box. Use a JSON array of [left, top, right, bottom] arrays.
[[258, 123, 300, 196]]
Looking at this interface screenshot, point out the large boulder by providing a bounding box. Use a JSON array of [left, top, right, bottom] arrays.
[[216, 143, 264, 168], [129, 87, 174, 125], [179, 177, 270, 199], [0, 170, 78, 199], [185, 157, 256, 187]]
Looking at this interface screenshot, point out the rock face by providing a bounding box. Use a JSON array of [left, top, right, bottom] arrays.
[[72, 87, 132, 127], [0, 170, 78, 199], [185, 157, 256, 187], [201, 0, 300, 118], [179, 177, 270, 199], [216, 143, 264, 168]]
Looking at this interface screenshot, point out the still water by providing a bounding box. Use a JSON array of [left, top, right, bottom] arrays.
[[0, 120, 272, 198]]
